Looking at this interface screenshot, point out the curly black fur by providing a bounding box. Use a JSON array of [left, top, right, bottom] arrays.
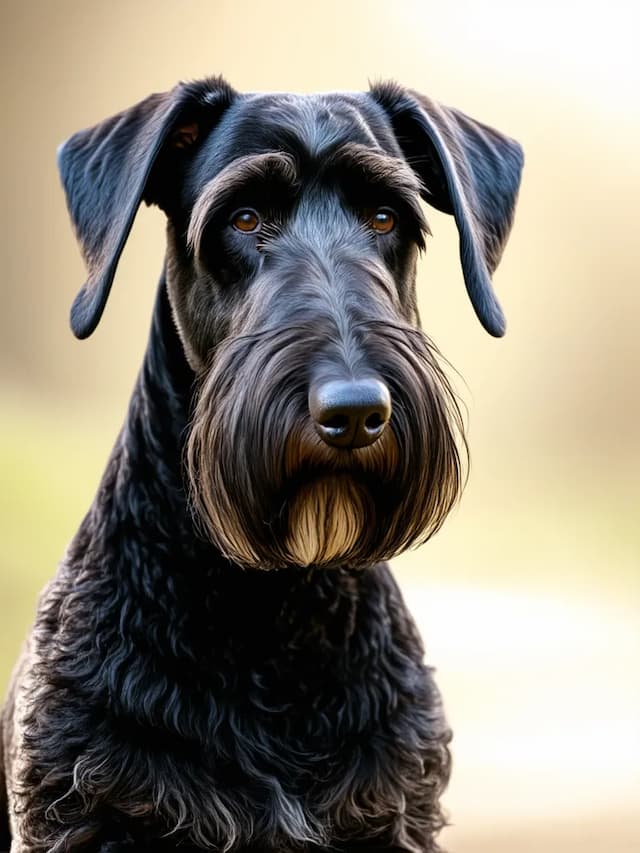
[[1, 76, 522, 852]]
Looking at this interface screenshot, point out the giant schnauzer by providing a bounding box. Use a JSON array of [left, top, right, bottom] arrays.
[[0, 77, 523, 852]]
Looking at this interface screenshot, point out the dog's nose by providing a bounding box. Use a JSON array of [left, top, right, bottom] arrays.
[[309, 378, 392, 449]]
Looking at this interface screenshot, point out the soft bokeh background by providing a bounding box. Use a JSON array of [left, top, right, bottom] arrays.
[[1, 1, 638, 850]]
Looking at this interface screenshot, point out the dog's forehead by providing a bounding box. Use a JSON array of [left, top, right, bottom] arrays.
[[238, 91, 395, 149], [191, 91, 402, 188]]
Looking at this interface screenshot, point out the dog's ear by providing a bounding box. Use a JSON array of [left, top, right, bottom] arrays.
[[370, 83, 524, 337], [58, 77, 235, 339]]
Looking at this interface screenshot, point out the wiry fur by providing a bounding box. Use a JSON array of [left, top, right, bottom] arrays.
[[1, 75, 522, 852]]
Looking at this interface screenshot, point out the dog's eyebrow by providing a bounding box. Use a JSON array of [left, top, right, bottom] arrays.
[[188, 152, 299, 253], [326, 143, 424, 196], [325, 143, 429, 234]]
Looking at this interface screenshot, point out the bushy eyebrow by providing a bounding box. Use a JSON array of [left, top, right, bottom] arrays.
[[323, 142, 429, 232], [187, 152, 299, 253], [325, 142, 424, 194]]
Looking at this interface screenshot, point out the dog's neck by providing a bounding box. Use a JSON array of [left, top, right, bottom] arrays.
[[71, 279, 201, 562], [126, 276, 196, 484]]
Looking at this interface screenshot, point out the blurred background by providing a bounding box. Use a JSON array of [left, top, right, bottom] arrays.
[[1, 1, 638, 850]]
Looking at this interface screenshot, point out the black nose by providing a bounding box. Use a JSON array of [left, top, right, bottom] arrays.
[[309, 378, 392, 449]]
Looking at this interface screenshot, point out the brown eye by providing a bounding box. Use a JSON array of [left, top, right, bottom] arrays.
[[231, 209, 261, 233], [369, 208, 396, 235]]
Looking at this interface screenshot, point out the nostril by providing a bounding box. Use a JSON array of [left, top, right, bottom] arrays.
[[364, 412, 385, 431], [321, 413, 350, 432]]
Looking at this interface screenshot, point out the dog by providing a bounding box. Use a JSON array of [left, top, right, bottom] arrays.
[[0, 76, 523, 853]]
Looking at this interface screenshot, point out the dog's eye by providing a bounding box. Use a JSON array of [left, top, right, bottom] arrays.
[[369, 208, 396, 235], [231, 209, 262, 233]]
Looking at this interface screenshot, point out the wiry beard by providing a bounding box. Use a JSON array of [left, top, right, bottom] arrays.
[[285, 475, 370, 567], [185, 321, 466, 570]]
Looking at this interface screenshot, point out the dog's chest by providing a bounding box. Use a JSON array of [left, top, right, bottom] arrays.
[[102, 565, 430, 847]]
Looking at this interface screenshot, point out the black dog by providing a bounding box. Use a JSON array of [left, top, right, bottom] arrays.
[[0, 77, 522, 853]]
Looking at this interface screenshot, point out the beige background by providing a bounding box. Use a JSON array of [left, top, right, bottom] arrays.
[[1, 1, 638, 851]]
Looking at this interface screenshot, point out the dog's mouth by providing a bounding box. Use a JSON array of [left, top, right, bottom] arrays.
[[283, 415, 400, 479]]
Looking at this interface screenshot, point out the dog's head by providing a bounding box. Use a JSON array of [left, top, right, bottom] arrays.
[[59, 76, 523, 570]]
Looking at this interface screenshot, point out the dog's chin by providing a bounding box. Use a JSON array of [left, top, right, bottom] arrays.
[[284, 473, 373, 569]]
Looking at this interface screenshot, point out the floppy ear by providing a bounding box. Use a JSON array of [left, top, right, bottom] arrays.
[[370, 83, 524, 337], [58, 76, 235, 339]]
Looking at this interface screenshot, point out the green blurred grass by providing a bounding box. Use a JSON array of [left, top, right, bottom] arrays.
[[0, 395, 114, 687]]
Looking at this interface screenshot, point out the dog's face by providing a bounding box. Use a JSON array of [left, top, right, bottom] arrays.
[[175, 92, 464, 569], [58, 77, 523, 570]]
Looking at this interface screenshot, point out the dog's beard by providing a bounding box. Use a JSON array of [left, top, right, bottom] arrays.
[[186, 322, 466, 570], [285, 475, 369, 567]]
